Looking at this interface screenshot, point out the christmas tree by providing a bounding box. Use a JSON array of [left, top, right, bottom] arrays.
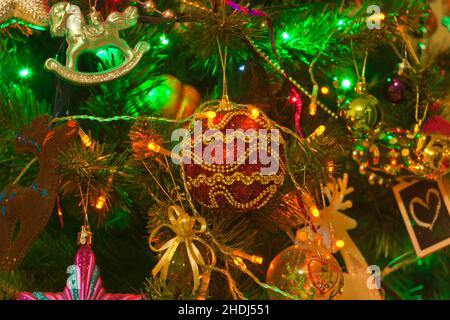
[[0, 0, 449, 300]]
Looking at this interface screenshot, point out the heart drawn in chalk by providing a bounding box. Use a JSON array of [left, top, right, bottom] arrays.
[[408, 188, 441, 231]]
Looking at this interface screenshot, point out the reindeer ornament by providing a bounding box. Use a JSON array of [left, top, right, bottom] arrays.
[[0, 116, 79, 271], [303, 174, 384, 300]]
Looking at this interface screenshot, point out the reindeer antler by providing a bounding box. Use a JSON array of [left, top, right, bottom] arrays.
[[323, 173, 354, 215]]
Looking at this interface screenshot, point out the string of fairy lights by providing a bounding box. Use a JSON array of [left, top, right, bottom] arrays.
[[9, 0, 362, 123]]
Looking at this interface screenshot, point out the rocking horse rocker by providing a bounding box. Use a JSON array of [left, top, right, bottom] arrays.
[[45, 2, 150, 85]]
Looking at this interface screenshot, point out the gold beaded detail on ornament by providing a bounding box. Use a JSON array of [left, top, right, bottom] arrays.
[[186, 172, 285, 188], [193, 130, 273, 145], [197, 184, 281, 210], [186, 102, 286, 209], [185, 108, 282, 172], [192, 108, 275, 130], [184, 141, 280, 173], [205, 111, 272, 131]]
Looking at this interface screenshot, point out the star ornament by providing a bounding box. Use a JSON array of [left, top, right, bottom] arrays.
[[0, 0, 49, 30], [17, 245, 143, 300]]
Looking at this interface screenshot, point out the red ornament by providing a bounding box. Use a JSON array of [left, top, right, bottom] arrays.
[[383, 75, 411, 104], [423, 115, 450, 137], [183, 103, 286, 211]]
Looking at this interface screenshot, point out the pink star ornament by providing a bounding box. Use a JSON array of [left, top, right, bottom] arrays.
[[17, 245, 143, 300]]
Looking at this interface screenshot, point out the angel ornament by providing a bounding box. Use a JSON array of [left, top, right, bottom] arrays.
[[45, 2, 150, 85]]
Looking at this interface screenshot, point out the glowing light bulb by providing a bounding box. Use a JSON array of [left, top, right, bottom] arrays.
[[160, 35, 169, 45], [321, 86, 329, 94], [78, 129, 93, 148], [95, 195, 106, 209], [250, 107, 260, 119], [327, 160, 335, 173], [314, 125, 326, 136], [309, 103, 317, 116], [297, 231, 308, 242], [282, 32, 290, 40], [19, 69, 30, 77], [147, 141, 161, 152], [252, 256, 263, 264], [206, 111, 216, 119], [162, 9, 174, 19], [341, 79, 352, 89], [336, 240, 345, 248], [233, 257, 246, 269], [310, 206, 320, 218]]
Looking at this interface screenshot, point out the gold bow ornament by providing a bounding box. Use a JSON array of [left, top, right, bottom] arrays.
[[149, 206, 216, 293]]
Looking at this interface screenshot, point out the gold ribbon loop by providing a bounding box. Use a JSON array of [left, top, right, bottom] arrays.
[[149, 205, 216, 293]]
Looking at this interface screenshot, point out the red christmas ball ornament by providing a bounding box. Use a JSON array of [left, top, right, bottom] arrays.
[[383, 75, 411, 104], [182, 101, 286, 211]]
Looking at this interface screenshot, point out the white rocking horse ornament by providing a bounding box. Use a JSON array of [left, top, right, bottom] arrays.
[[45, 2, 150, 85]]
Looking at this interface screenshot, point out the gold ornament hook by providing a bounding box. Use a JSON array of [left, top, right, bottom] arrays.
[[216, 37, 230, 110]]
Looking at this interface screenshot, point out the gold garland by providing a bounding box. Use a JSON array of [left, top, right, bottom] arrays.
[[197, 184, 280, 209], [186, 171, 285, 188]]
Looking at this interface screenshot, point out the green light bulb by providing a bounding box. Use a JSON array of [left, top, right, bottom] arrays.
[[19, 69, 30, 77], [160, 35, 169, 45], [341, 79, 352, 89], [282, 32, 289, 40]]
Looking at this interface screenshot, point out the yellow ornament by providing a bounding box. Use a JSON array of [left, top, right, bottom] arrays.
[[412, 132, 450, 179], [0, 0, 49, 29], [339, 81, 382, 138], [45, 2, 150, 85], [158, 75, 202, 120]]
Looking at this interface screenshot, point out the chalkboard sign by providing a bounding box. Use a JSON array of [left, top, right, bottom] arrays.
[[393, 178, 450, 258]]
